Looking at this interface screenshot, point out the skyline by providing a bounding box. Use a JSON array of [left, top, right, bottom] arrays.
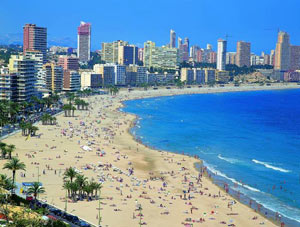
[[1, 0, 300, 54]]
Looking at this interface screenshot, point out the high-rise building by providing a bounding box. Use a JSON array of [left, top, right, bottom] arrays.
[[170, 29, 176, 48], [290, 45, 300, 70], [114, 65, 126, 85], [43, 63, 63, 93], [208, 52, 217, 63], [77, 22, 91, 63], [101, 40, 129, 63], [270, 50, 275, 66], [217, 39, 227, 71], [190, 45, 200, 60], [125, 65, 147, 86], [275, 31, 290, 71], [236, 41, 251, 67], [94, 64, 115, 86], [15, 59, 37, 102], [23, 24, 47, 63], [0, 74, 17, 101], [118, 45, 138, 65], [196, 49, 203, 62], [58, 56, 79, 71], [63, 70, 81, 92], [24, 50, 46, 94], [263, 54, 270, 65], [226, 52, 236, 65], [182, 38, 189, 62], [178, 37, 182, 49], [143, 41, 179, 70]]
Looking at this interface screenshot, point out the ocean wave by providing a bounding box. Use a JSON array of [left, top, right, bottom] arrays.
[[218, 154, 239, 164], [204, 163, 300, 224], [204, 162, 261, 193], [252, 159, 291, 173]]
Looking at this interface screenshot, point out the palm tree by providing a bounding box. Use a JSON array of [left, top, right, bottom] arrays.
[[6, 144, 15, 159], [62, 104, 70, 117], [66, 93, 75, 105], [83, 102, 89, 110], [0, 142, 7, 159], [75, 98, 82, 110], [71, 106, 76, 117], [75, 174, 88, 198], [63, 167, 77, 183], [0, 174, 10, 188], [63, 181, 72, 198], [51, 116, 57, 125], [69, 182, 79, 201], [83, 183, 93, 201], [41, 114, 50, 125], [27, 182, 45, 200], [28, 124, 39, 136], [3, 157, 26, 193]]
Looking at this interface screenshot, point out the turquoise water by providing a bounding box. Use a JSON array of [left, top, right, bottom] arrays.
[[123, 89, 300, 226]]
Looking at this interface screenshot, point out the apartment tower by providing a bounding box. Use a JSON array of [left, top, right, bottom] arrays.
[[23, 24, 47, 63], [236, 41, 251, 67], [217, 39, 227, 71], [275, 31, 290, 71], [77, 22, 91, 63]]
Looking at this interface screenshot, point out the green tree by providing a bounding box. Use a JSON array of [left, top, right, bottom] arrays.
[[63, 167, 77, 183], [6, 144, 15, 159], [3, 157, 26, 193], [27, 182, 45, 200]]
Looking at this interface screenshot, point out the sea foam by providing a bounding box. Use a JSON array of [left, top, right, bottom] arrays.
[[218, 154, 239, 164], [252, 159, 290, 173]]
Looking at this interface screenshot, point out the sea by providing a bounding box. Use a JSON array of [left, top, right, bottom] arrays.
[[123, 89, 300, 226]]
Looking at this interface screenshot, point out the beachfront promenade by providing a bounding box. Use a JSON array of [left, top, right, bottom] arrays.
[[1, 84, 298, 226]]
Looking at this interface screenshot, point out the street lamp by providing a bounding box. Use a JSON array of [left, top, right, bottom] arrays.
[[98, 183, 103, 227], [64, 188, 67, 212]]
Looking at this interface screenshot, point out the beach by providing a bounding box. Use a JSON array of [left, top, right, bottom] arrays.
[[1, 83, 299, 227]]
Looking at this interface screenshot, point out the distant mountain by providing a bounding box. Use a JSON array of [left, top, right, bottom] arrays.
[[0, 33, 23, 45], [48, 35, 77, 48], [0, 33, 77, 48]]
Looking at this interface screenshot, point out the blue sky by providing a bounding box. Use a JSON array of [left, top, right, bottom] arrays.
[[0, 0, 299, 54]]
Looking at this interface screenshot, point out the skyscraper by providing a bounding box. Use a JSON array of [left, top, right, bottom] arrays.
[[178, 37, 182, 49], [170, 29, 176, 48], [77, 22, 91, 63], [236, 41, 251, 67], [217, 39, 227, 71], [275, 31, 290, 71], [23, 24, 47, 63], [182, 38, 190, 61]]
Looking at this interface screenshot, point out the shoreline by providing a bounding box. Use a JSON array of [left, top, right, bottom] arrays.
[[1, 84, 299, 226], [119, 84, 300, 227]]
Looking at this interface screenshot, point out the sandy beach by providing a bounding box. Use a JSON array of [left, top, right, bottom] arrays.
[[1, 84, 299, 227]]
